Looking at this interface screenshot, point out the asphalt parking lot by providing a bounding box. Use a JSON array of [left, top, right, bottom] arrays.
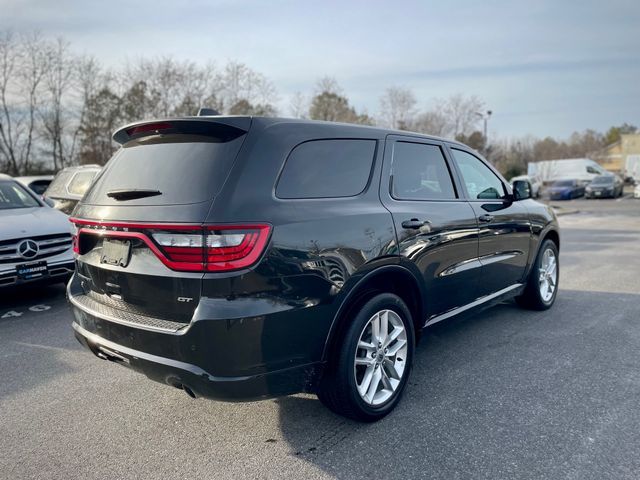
[[1, 196, 639, 480]]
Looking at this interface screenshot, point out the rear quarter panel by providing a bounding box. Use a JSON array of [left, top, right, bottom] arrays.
[[201, 121, 399, 369]]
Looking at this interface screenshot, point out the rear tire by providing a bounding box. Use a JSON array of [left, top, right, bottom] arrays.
[[516, 239, 559, 310], [318, 293, 415, 422]]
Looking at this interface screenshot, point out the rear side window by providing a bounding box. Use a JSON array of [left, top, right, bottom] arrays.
[[45, 169, 75, 198], [83, 134, 245, 206], [27, 180, 50, 195], [276, 139, 376, 199], [391, 142, 456, 200]]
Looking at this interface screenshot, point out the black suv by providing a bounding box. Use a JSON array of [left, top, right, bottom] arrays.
[[68, 116, 559, 421]]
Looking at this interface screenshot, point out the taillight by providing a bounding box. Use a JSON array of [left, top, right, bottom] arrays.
[[151, 232, 205, 264], [204, 225, 271, 272], [126, 122, 173, 137], [70, 219, 271, 272], [150, 226, 270, 271]]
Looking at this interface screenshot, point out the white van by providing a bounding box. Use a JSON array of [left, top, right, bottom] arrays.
[[528, 158, 608, 185]]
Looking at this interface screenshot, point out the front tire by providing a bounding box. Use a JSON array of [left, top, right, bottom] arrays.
[[517, 239, 559, 310], [318, 293, 415, 422]]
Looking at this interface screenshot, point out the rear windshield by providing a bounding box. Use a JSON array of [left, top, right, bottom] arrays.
[[591, 176, 613, 185], [27, 180, 51, 195], [0, 181, 40, 209], [82, 134, 245, 206]]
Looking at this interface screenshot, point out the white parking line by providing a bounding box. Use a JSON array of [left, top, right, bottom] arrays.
[[0, 304, 52, 319]]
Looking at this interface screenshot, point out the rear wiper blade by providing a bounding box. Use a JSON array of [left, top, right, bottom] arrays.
[[106, 189, 162, 201]]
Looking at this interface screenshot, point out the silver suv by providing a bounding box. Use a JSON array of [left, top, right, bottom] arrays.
[[43, 165, 101, 215]]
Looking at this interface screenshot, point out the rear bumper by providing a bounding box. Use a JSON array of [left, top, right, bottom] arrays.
[[68, 273, 329, 401], [586, 190, 614, 198], [72, 321, 321, 401]]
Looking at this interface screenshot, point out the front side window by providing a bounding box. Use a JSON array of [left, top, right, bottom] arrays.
[[451, 149, 505, 200], [391, 142, 456, 200], [0, 181, 40, 209], [276, 139, 376, 199]]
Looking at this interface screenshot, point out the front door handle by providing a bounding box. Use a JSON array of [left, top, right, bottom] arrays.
[[401, 218, 430, 229], [478, 214, 494, 223]]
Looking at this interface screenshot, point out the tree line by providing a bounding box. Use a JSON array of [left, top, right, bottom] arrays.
[[0, 31, 635, 177]]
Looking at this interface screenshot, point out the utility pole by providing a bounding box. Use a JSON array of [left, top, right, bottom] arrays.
[[475, 110, 492, 144]]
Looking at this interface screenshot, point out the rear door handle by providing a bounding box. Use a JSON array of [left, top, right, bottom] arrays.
[[478, 214, 494, 223], [401, 218, 430, 229]]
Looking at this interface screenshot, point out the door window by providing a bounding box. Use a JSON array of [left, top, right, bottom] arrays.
[[451, 149, 505, 200], [391, 142, 456, 200]]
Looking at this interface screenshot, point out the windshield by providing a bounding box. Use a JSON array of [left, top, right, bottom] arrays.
[[553, 180, 574, 187], [591, 176, 613, 185], [0, 181, 41, 209]]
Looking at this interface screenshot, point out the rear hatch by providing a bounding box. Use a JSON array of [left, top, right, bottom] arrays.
[[71, 118, 253, 325]]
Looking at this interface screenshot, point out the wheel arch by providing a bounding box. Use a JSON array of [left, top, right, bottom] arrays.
[[522, 225, 560, 281], [542, 227, 560, 251], [321, 264, 425, 363]]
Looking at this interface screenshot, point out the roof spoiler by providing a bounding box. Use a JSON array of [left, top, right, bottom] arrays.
[[112, 117, 251, 145]]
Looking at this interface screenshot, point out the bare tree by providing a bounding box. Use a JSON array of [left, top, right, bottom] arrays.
[[0, 31, 20, 174], [315, 76, 341, 96], [0, 31, 49, 175], [69, 55, 105, 164], [40, 37, 76, 170], [18, 32, 48, 174], [219, 61, 277, 114], [77, 87, 122, 165], [308, 77, 373, 125], [408, 110, 450, 137], [378, 86, 416, 130], [407, 94, 484, 139], [289, 91, 308, 118], [440, 94, 484, 138]]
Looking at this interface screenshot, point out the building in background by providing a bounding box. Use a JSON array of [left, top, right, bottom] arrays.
[[597, 134, 640, 176]]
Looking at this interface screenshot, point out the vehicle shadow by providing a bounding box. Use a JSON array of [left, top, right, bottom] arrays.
[[275, 289, 640, 479], [0, 282, 68, 310]]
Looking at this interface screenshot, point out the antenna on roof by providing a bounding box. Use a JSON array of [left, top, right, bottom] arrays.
[[197, 107, 221, 116]]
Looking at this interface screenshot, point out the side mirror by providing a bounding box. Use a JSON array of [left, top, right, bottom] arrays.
[[512, 180, 531, 200]]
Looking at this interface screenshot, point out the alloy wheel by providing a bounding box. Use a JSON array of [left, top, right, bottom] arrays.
[[538, 248, 557, 302], [353, 309, 408, 406]]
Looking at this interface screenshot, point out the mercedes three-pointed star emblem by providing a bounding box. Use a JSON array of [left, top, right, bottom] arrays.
[[18, 239, 39, 259]]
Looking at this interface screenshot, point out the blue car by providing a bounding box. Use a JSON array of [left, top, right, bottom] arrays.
[[547, 179, 585, 200]]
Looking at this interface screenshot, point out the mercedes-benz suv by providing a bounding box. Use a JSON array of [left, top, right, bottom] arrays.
[[0, 174, 74, 288], [68, 116, 560, 421]]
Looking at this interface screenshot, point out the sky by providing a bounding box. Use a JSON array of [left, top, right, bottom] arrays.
[[2, 0, 639, 139]]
